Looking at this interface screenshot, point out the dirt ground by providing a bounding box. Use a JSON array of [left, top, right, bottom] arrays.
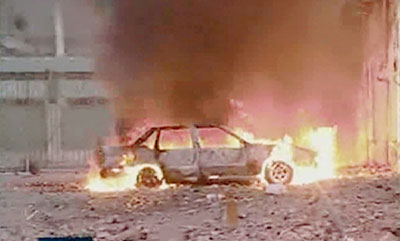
[[0, 170, 399, 241]]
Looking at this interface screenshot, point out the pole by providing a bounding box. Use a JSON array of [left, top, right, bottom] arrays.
[[53, 0, 65, 57]]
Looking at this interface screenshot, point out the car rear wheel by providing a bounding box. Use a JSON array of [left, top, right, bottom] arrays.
[[265, 161, 293, 185], [136, 167, 162, 188]]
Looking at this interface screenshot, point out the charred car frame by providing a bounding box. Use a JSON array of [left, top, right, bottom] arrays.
[[96, 124, 316, 188]]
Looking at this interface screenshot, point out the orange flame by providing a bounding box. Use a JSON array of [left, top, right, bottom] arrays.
[[291, 126, 337, 184], [85, 126, 338, 192], [84, 162, 168, 192], [233, 126, 338, 185]]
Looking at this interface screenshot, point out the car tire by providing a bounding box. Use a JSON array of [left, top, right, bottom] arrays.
[[265, 160, 294, 185], [135, 165, 163, 189]]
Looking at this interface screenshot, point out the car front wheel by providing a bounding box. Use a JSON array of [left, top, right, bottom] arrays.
[[265, 160, 294, 185], [136, 166, 162, 188]]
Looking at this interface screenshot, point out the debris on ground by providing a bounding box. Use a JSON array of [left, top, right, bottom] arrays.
[[265, 183, 288, 195], [0, 172, 399, 240]]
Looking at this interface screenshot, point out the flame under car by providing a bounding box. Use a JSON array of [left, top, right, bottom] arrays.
[[95, 124, 316, 188]]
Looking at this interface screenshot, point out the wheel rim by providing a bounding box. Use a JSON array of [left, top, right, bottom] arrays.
[[266, 161, 293, 184], [137, 167, 161, 188]]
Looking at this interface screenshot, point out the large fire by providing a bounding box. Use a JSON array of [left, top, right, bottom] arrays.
[[85, 162, 169, 192], [84, 126, 338, 192], [235, 126, 338, 185]]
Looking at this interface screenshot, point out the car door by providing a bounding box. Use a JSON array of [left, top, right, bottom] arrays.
[[132, 128, 159, 164], [156, 127, 199, 182], [196, 127, 248, 177]]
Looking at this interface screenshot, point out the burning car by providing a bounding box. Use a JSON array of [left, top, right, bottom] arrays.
[[95, 124, 316, 188]]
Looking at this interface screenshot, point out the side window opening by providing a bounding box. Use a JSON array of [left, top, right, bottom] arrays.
[[141, 131, 157, 149], [198, 128, 242, 148], [159, 129, 193, 150]]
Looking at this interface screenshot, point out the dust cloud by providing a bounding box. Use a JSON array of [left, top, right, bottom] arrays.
[[97, 0, 363, 140]]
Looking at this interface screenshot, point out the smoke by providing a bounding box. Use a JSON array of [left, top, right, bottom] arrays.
[[97, 0, 363, 139], [97, 0, 263, 125]]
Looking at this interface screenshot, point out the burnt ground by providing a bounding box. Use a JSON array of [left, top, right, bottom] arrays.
[[0, 170, 399, 241]]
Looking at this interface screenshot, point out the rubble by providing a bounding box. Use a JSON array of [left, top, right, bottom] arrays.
[[109, 227, 142, 241], [206, 193, 225, 202], [0, 173, 399, 241], [265, 183, 288, 195], [379, 232, 399, 241]]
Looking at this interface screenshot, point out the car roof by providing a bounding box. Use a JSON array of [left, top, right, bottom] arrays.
[[151, 124, 222, 131], [142, 124, 246, 144]]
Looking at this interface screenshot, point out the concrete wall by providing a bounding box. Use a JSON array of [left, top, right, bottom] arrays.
[[360, 0, 400, 167], [0, 104, 46, 152], [0, 57, 114, 171], [61, 105, 113, 150]]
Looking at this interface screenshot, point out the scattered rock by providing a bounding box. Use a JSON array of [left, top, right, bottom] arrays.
[[185, 209, 197, 215], [179, 225, 200, 231], [110, 226, 145, 241], [106, 215, 120, 224], [393, 227, 400, 237], [321, 210, 330, 218], [379, 232, 399, 241], [206, 193, 225, 202], [343, 235, 355, 241], [29, 162, 41, 175], [0, 229, 12, 241], [197, 235, 211, 241], [210, 230, 219, 236], [265, 184, 287, 195], [382, 227, 400, 238], [96, 230, 112, 239], [3, 173, 399, 241]]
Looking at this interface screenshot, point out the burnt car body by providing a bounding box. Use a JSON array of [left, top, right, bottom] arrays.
[[96, 124, 316, 187]]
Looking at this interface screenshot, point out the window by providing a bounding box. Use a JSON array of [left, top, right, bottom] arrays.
[[141, 131, 157, 149], [159, 129, 193, 150], [198, 128, 241, 148]]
